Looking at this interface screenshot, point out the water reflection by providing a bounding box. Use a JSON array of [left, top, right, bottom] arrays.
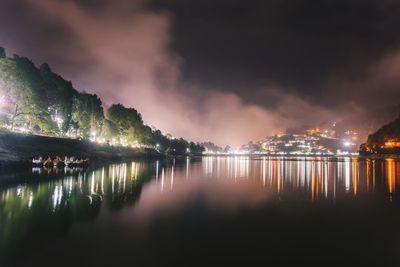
[[199, 156, 400, 201], [2, 157, 400, 219], [0, 161, 155, 259], [0, 156, 400, 263]]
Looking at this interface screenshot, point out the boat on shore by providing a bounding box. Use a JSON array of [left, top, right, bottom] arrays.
[[32, 156, 89, 168]]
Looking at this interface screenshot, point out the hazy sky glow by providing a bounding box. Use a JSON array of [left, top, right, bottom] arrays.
[[1, 0, 400, 145]]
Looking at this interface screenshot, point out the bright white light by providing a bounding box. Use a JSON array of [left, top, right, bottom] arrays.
[[28, 193, 33, 208], [343, 141, 352, 147], [14, 126, 28, 133], [55, 116, 63, 126], [89, 131, 98, 142], [16, 186, 22, 196], [96, 138, 105, 144]]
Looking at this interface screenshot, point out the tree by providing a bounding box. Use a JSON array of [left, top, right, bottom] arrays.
[[0, 50, 203, 150], [106, 104, 144, 144], [137, 125, 155, 146], [71, 93, 104, 137], [0, 47, 5, 59], [169, 138, 189, 154], [0, 55, 55, 132], [152, 130, 170, 152], [101, 119, 119, 141], [201, 142, 224, 153], [40, 63, 76, 134], [189, 142, 205, 154]]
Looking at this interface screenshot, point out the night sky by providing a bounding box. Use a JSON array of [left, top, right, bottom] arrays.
[[1, 0, 400, 145]]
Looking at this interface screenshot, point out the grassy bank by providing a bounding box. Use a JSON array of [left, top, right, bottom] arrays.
[[0, 130, 162, 169]]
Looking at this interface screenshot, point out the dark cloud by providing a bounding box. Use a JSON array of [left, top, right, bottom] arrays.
[[149, 0, 400, 107], [1, 0, 400, 145]]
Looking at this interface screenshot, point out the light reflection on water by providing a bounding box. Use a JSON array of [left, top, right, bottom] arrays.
[[1, 156, 400, 265], [2, 157, 400, 215]]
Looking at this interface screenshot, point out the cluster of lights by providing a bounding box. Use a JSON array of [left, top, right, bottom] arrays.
[[203, 150, 358, 156], [384, 140, 400, 148], [204, 127, 361, 156], [3, 124, 29, 133], [0, 102, 172, 152], [343, 141, 355, 147], [0, 101, 363, 156], [91, 136, 154, 150]]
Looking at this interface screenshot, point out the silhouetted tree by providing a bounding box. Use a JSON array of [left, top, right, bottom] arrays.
[[0, 47, 5, 59]]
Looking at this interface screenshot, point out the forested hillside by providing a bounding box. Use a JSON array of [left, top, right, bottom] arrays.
[[0, 47, 204, 155], [360, 117, 400, 154]]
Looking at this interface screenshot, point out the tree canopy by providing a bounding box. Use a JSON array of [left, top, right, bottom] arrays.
[[0, 47, 5, 59], [0, 48, 204, 155]]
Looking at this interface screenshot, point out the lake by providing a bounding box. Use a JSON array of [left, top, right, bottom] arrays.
[[1, 156, 400, 266]]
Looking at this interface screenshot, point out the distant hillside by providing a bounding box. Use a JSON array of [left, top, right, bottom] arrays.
[[336, 104, 400, 144], [360, 116, 400, 155]]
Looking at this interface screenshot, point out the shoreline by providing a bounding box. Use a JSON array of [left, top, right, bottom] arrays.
[[0, 130, 164, 171], [1, 130, 399, 171]]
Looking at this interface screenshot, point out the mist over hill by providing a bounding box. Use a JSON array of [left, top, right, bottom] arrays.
[[336, 105, 400, 142]]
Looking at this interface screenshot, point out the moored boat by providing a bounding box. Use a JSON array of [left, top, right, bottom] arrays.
[[43, 157, 53, 167], [32, 156, 90, 168], [53, 157, 66, 168], [32, 157, 43, 167]]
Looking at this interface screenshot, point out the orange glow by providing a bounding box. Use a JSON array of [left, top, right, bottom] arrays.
[[384, 140, 400, 148], [372, 160, 376, 190], [366, 159, 370, 192], [352, 159, 358, 196], [386, 159, 395, 195], [307, 128, 321, 136]]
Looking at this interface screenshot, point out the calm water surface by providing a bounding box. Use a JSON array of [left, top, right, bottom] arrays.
[[1, 156, 400, 266]]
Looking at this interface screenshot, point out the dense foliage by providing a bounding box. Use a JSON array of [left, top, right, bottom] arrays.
[[360, 117, 400, 154], [366, 117, 400, 144], [0, 48, 204, 154]]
